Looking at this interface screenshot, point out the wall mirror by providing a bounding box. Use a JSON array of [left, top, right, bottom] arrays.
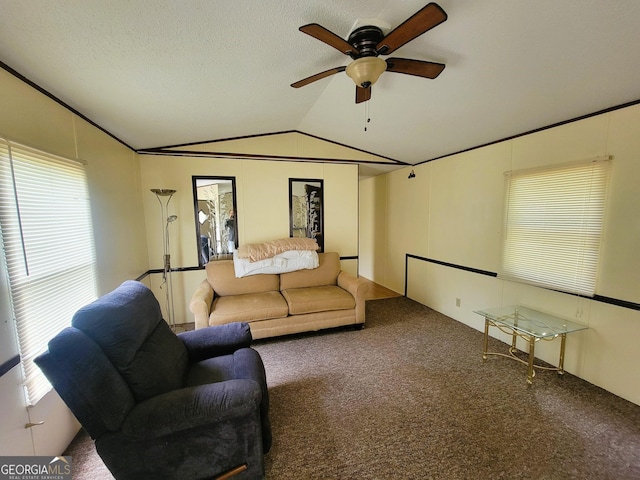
[[289, 178, 324, 252], [192, 176, 238, 266]]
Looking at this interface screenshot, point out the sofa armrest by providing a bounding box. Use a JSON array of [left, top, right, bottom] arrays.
[[189, 279, 214, 329], [178, 322, 253, 361], [121, 379, 261, 439], [338, 271, 369, 324]]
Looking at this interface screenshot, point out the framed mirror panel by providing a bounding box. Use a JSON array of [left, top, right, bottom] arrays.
[[192, 176, 238, 266], [289, 178, 324, 252]]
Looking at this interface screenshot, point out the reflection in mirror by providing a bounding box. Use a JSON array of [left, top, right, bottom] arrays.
[[289, 178, 324, 252], [192, 176, 238, 266]]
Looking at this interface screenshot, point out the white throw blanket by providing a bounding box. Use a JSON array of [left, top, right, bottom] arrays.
[[233, 250, 319, 278]]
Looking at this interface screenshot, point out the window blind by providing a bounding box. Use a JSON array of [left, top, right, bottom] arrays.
[[0, 140, 97, 406], [500, 159, 611, 297]]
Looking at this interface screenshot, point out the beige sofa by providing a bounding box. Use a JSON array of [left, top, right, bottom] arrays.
[[189, 252, 368, 339]]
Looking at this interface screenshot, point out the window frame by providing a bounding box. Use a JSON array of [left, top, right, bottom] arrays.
[[499, 158, 612, 297], [0, 140, 98, 405]]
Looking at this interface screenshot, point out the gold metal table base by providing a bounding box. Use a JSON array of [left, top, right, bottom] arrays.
[[482, 317, 567, 385]]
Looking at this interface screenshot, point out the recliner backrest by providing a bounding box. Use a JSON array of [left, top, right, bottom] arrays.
[[35, 327, 137, 439], [72, 280, 189, 402]]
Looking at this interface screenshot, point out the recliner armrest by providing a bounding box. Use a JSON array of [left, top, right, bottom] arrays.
[[178, 322, 252, 362], [121, 379, 261, 439]]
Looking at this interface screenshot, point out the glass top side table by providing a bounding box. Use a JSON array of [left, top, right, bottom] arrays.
[[474, 305, 588, 384]]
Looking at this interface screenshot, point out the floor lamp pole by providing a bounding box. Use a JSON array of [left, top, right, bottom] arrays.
[[151, 188, 177, 330]]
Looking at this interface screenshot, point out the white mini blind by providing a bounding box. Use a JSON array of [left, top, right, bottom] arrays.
[[0, 140, 97, 406], [500, 159, 611, 297]]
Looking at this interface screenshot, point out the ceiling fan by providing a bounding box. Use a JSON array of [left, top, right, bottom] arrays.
[[291, 2, 448, 104]]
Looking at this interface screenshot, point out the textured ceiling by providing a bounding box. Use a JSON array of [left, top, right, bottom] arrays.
[[1, 0, 640, 177]]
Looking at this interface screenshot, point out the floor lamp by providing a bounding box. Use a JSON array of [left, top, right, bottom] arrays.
[[151, 188, 177, 330]]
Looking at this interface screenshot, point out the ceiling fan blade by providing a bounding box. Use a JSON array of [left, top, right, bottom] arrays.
[[386, 58, 445, 79], [355, 85, 371, 104], [291, 66, 346, 88], [299, 24, 360, 56], [376, 3, 447, 55]]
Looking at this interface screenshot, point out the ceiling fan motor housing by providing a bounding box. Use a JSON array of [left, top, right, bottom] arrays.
[[348, 26, 384, 59]]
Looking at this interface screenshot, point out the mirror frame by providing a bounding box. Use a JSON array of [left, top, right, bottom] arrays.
[[289, 178, 324, 252], [192, 175, 238, 266]]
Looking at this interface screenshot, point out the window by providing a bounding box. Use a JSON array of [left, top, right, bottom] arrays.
[[0, 140, 97, 405], [500, 158, 611, 297]]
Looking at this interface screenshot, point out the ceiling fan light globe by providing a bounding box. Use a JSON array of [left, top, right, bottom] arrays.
[[346, 57, 387, 88]]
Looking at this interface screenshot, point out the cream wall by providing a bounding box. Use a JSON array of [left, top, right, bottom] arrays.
[[138, 154, 359, 325], [0, 69, 149, 293], [0, 68, 149, 454], [0, 62, 360, 331], [360, 104, 640, 405], [358, 174, 387, 282]]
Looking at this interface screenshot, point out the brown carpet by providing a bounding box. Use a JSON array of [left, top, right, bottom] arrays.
[[65, 297, 640, 479]]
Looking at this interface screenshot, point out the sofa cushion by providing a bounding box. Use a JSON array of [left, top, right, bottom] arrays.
[[206, 260, 279, 296], [282, 285, 355, 315], [210, 291, 289, 324], [280, 252, 340, 290]]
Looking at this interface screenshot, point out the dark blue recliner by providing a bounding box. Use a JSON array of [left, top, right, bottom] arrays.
[[35, 280, 271, 480]]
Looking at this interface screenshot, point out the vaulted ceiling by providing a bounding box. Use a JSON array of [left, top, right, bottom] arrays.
[[1, 1, 639, 178]]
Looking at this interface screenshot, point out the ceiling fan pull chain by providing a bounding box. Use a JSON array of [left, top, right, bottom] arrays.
[[364, 102, 367, 131], [364, 100, 371, 132]]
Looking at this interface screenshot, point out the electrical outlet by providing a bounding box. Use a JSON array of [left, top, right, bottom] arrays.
[[456, 298, 461, 307]]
